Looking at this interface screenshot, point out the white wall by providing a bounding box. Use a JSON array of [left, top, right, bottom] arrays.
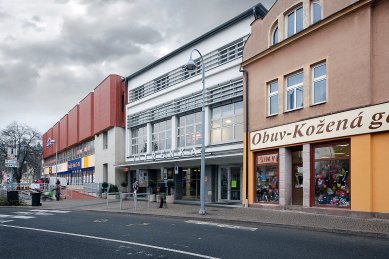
[[94, 127, 126, 186]]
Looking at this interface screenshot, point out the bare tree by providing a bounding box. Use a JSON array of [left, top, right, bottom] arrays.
[[0, 122, 41, 183]]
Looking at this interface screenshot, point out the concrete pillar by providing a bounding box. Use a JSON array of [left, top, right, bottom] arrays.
[[279, 148, 292, 206], [204, 106, 211, 147], [303, 144, 311, 207], [171, 115, 177, 150], [146, 123, 152, 154]]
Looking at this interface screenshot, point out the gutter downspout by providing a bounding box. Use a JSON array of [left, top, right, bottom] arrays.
[[240, 67, 249, 208]]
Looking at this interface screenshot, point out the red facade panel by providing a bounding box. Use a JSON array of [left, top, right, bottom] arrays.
[[94, 75, 125, 134], [53, 122, 60, 155], [59, 115, 68, 151], [68, 105, 79, 147], [42, 132, 47, 159], [47, 128, 54, 157], [79, 92, 94, 142]]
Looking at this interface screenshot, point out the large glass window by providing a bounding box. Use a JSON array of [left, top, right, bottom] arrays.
[[287, 6, 303, 37], [211, 101, 243, 143], [152, 119, 172, 151], [312, 62, 326, 104], [314, 142, 350, 207], [312, 1, 322, 24], [256, 153, 279, 204], [131, 126, 147, 154], [268, 81, 278, 116], [177, 112, 202, 148], [286, 71, 304, 111]]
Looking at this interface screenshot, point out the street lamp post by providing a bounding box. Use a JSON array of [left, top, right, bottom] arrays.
[[47, 138, 58, 180], [185, 49, 206, 215]]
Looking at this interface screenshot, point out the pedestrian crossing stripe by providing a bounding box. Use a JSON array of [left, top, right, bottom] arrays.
[[0, 210, 72, 220]]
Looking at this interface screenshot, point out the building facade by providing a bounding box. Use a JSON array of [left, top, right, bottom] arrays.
[[42, 75, 127, 188], [242, 0, 389, 213], [119, 4, 267, 202]]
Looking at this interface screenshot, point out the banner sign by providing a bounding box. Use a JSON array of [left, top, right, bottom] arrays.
[[68, 158, 82, 171], [251, 102, 389, 150], [128, 147, 200, 163]]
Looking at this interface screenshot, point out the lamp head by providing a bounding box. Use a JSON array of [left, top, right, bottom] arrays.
[[185, 57, 197, 71]]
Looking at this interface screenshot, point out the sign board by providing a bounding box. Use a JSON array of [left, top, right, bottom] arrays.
[[68, 158, 82, 171], [7, 147, 17, 160], [5, 159, 18, 168], [257, 154, 278, 164], [251, 102, 389, 150]]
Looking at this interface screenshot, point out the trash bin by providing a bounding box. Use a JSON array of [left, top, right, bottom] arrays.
[[7, 191, 19, 204], [31, 192, 41, 206]]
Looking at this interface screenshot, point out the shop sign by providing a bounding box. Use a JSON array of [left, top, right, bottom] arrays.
[[257, 154, 278, 164], [57, 162, 68, 173], [68, 158, 81, 171], [128, 147, 200, 162], [82, 155, 95, 169], [251, 102, 389, 150]]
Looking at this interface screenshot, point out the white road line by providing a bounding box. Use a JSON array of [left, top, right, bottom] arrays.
[[0, 224, 219, 259], [0, 220, 13, 223], [185, 220, 257, 231], [29, 210, 71, 213], [13, 212, 54, 216], [10, 216, 35, 219], [0, 215, 12, 218]]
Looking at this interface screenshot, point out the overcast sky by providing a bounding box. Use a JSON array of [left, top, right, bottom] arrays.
[[0, 0, 274, 134]]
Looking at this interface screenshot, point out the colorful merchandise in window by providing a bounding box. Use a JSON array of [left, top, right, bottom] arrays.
[[255, 153, 279, 203], [314, 142, 350, 207]]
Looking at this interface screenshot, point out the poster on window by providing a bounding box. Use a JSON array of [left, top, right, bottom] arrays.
[[137, 170, 148, 187]]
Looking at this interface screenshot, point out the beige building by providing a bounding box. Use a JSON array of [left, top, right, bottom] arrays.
[[242, 0, 389, 213]]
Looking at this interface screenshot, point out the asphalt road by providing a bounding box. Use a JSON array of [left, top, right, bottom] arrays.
[[0, 207, 388, 259]]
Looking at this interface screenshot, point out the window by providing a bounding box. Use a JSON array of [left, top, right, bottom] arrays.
[[286, 71, 304, 111], [312, 62, 327, 104], [286, 6, 303, 37], [311, 1, 322, 24], [103, 131, 108, 149], [131, 126, 147, 154], [268, 81, 278, 116], [152, 119, 172, 151], [154, 75, 169, 92], [211, 101, 243, 143], [219, 40, 244, 65], [271, 25, 279, 45], [256, 153, 279, 204], [177, 112, 202, 148], [314, 142, 350, 207], [134, 86, 144, 101]]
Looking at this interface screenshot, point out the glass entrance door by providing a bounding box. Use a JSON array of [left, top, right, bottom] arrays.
[[219, 167, 241, 201]]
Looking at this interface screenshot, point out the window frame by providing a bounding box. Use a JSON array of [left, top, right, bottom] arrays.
[[177, 112, 202, 148], [285, 71, 304, 112], [311, 0, 322, 24], [311, 62, 327, 105], [271, 24, 279, 46], [267, 80, 279, 116], [151, 119, 172, 152], [286, 5, 304, 38], [211, 101, 243, 144], [130, 126, 148, 155]]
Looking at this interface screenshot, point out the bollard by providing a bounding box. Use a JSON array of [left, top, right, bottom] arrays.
[[159, 196, 164, 208]]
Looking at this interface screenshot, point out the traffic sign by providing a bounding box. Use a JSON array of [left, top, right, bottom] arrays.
[[5, 159, 18, 168]]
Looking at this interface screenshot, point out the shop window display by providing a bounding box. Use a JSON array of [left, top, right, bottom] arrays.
[[314, 142, 350, 207], [256, 153, 279, 203]]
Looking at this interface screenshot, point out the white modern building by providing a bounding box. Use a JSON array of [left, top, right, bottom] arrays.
[[118, 4, 267, 203]]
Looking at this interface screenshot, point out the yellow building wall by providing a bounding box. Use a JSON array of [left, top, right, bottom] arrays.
[[243, 132, 256, 206], [371, 132, 389, 213], [351, 135, 372, 212], [352, 132, 389, 213]]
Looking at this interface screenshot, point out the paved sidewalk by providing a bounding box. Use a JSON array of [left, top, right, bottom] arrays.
[[36, 197, 389, 239]]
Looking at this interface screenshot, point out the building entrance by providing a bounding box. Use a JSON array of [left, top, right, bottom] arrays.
[[291, 148, 303, 205], [219, 166, 241, 201], [182, 168, 200, 200]]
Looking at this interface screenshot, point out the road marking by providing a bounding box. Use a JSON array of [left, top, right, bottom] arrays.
[[94, 219, 108, 223], [10, 216, 35, 219], [0, 215, 12, 218], [30, 210, 71, 213], [185, 220, 257, 231], [0, 220, 13, 223], [0, 224, 220, 259], [14, 212, 54, 216]]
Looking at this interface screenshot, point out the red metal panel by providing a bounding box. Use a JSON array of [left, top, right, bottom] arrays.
[[93, 76, 112, 134], [68, 105, 79, 146], [42, 132, 48, 158], [93, 75, 126, 134], [47, 128, 54, 157], [79, 92, 94, 142], [53, 122, 60, 154], [59, 115, 68, 151]]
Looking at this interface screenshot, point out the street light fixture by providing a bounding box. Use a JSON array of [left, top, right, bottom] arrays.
[[46, 138, 58, 180], [185, 49, 206, 215]]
